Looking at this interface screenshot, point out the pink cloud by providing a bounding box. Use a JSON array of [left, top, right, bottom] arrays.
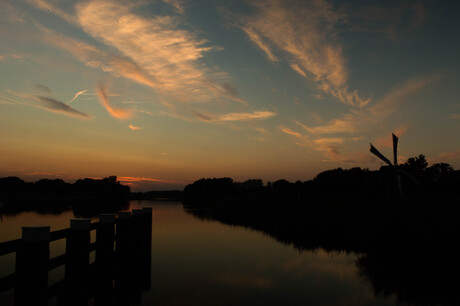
[[96, 84, 133, 119]]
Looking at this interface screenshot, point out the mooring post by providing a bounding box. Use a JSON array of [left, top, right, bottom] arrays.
[[142, 207, 152, 290], [130, 209, 144, 303], [96, 214, 115, 267], [94, 214, 115, 306], [115, 211, 133, 305], [14, 226, 50, 306], [63, 219, 91, 306]]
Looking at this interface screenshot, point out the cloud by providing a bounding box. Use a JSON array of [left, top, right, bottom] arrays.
[[369, 75, 440, 118], [162, 0, 185, 14], [280, 126, 302, 138], [27, 0, 76, 23], [96, 84, 133, 119], [0, 94, 19, 104], [116, 176, 184, 191], [429, 150, 460, 164], [314, 137, 344, 145], [242, 26, 279, 62], [35, 96, 91, 119], [128, 124, 143, 130], [317, 144, 355, 163], [217, 111, 276, 121], [34, 84, 52, 93], [240, 0, 369, 107], [67, 90, 88, 103], [74, 1, 230, 103], [279, 75, 439, 162], [296, 75, 440, 136], [117, 176, 171, 183], [187, 109, 276, 123]]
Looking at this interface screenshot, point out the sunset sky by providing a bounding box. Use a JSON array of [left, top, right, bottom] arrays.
[[1, 0, 459, 191]]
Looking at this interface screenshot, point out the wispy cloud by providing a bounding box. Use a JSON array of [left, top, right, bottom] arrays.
[[242, 26, 279, 62], [33, 84, 51, 93], [280, 75, 440, 162], [162, 0, 185, 15], [74, 1, 230, 103], [239, 0, 369, 107], [187, 109, 276, 123], [35, 96, 91, 119], [117, 175, 184, 190], [217, 111, 276, 121], [280, 126, 302, 138], [128, 124, 143, 131], [0, 94, 19, 104], [296, 75, 440, 136], [27, 0, 76, 23], [67, 90, 88, 103], [429, 150, 460, 164], [96, 84, 133, 119]]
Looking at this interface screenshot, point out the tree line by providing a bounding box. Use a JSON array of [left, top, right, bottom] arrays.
[[0, 175, 130, 200], [184, 155, 459, 203]]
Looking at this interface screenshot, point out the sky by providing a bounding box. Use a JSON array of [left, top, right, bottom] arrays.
[[0, 0, 459, 191]]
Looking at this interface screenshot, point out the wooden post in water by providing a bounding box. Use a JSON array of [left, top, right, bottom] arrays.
[[62, 219, 91, 306], [14, 226, 50, 306], [142, 207, 152, 290], [131, 209, 144, 303], [115, 211, 133, 305], [96, 214, 115, 267], [95, 214, 115, 306]]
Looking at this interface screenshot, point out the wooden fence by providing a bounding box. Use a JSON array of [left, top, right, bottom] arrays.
[[0, 207, 152, 306]]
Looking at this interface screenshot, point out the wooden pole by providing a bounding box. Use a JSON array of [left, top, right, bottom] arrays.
[[62, 219, 91, 306], [15, 226, 50, 306], [115, 212, 133, 305], [95, 214, 115, 306], [142, 207, 152, 290]]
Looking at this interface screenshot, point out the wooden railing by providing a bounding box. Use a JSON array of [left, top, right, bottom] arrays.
[[0, 207, 152, 306]]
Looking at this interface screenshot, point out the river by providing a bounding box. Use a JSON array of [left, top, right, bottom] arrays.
[[0, 200, 397, 305]]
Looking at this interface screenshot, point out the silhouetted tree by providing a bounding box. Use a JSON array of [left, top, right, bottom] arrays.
[[0, 177, 26, 196]]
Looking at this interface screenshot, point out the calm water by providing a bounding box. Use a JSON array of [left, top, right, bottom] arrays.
[[0, 200, 397, 305]]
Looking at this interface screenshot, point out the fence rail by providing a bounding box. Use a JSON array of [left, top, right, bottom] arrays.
[[0, 207, 153, 306]]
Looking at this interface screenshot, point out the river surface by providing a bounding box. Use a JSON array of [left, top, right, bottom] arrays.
[[0, 200, 397, 305]]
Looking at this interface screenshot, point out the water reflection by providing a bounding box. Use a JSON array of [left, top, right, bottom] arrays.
[[0, 200, 429, 305], [184, 202, 460, 306]]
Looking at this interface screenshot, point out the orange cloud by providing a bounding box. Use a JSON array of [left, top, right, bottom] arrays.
[[96, 84, 133, 119], [280, 126, 302, 138], [128, 124, 143, 130], [217, 111, 276, 121], [75, 1, 227, 103]]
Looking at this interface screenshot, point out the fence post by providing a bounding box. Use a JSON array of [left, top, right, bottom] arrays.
[[94, 214, 115, 306], [115, 211, 133, 305], [142, 207, 152, 290], [96, 214, 115, 267], [131, 209, 144, 303], [14, 226, 50, 306], [63, 219, 91, 306]]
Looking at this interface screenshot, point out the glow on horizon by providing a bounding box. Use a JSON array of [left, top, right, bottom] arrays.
[[0, 0, 459, 191]]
